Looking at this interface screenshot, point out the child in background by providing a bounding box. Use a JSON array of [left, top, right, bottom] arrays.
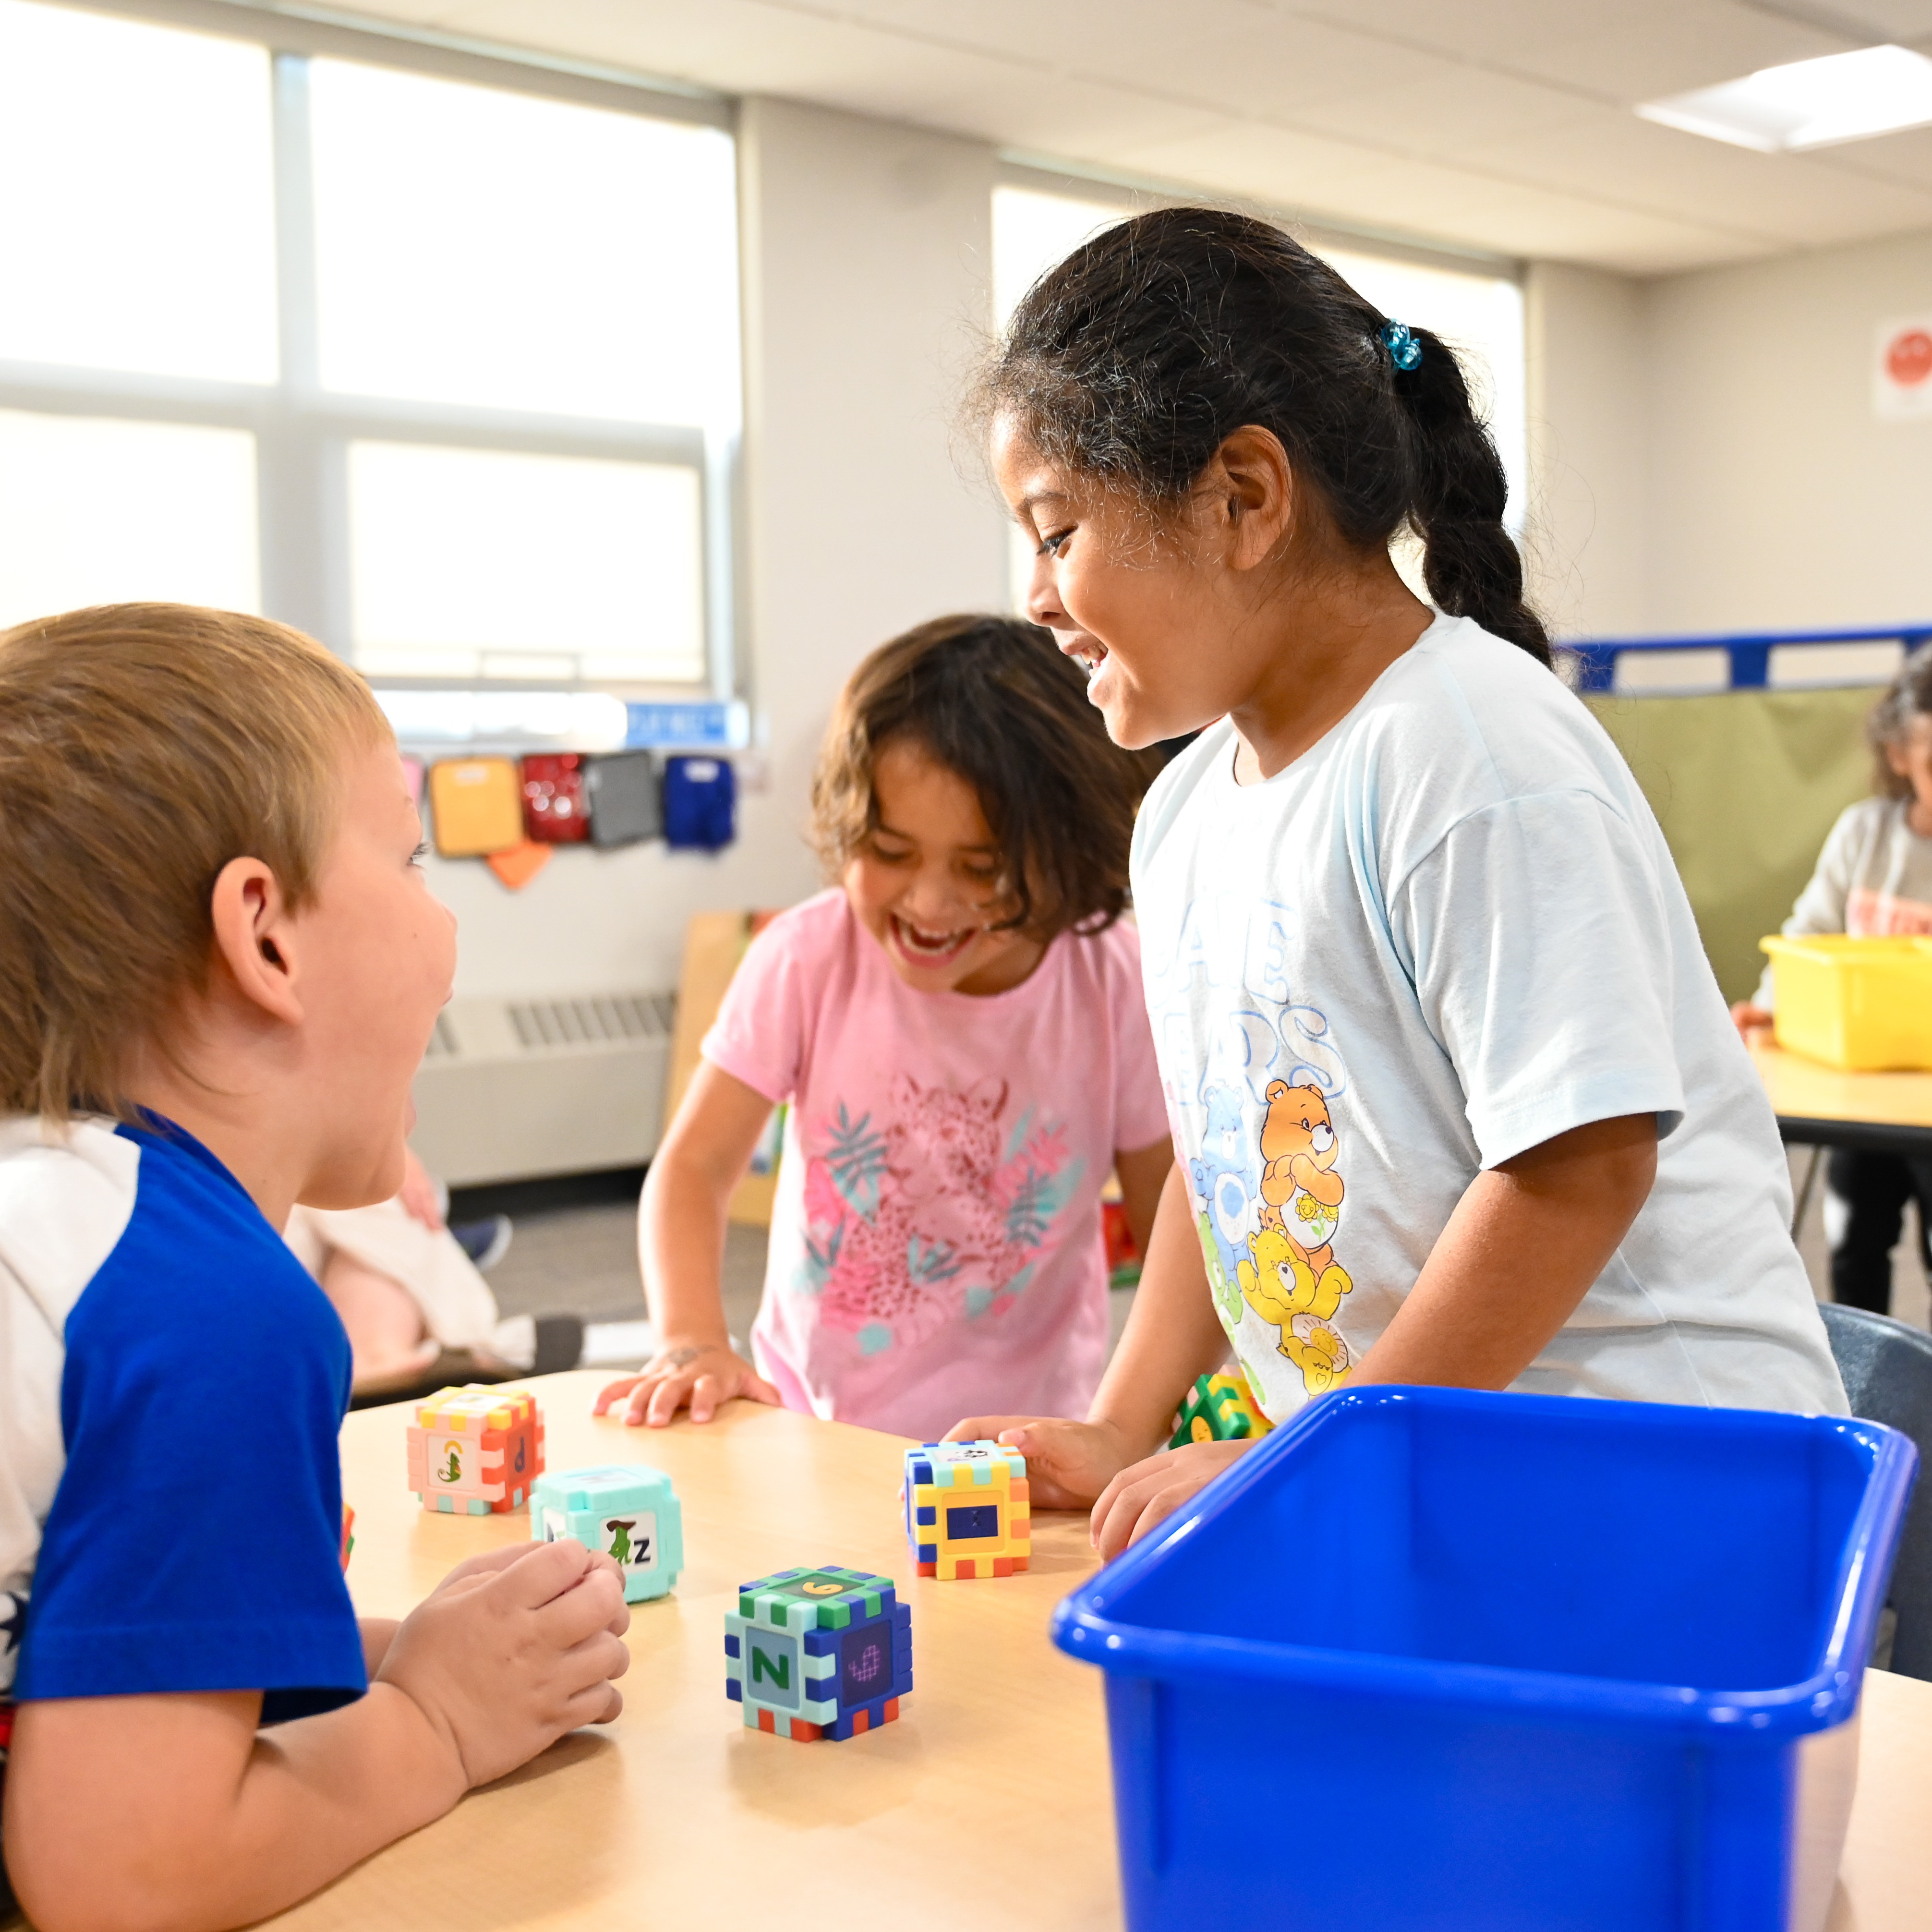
[[1733, 646, 1932, 1313], [954, 208, 1843, 1555], [286, 1146, 580, 1399], [595, 615, 1173, 1442], [0, 606, 628, 1932]]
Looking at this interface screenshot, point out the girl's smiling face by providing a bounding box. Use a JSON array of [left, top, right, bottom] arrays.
[[992, 414, 1283, 752], [844, 738, 1043, 997]]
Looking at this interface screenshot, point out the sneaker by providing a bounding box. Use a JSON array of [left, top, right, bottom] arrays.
[[451, 1214, 513, 1272]]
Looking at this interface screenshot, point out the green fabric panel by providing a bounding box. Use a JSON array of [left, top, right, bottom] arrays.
[[1584, 687, 1879, 1005]]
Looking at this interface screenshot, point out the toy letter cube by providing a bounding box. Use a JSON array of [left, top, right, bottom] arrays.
[[1170, 1369, 1274, 1450], [532, 1464, 684, 1602], [904, 1440, 1030, 1580], [406, 1385, 544, 1515], [725, 1566, 912, 1741]]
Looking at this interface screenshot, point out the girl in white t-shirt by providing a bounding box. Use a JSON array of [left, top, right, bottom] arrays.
[[955, 206, 1844, 1555], [595, 615, 1173, 1441], [1732, 646, 1932, 1314]]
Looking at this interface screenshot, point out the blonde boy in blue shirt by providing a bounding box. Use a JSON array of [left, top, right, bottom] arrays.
[[0, 605, 630, 1931]]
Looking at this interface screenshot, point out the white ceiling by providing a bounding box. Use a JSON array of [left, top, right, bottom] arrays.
[[298, 0, 1932, 274]]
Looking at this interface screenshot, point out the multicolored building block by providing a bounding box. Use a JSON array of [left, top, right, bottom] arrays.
[[406, 1385, 544, 1515], [532, 1464, 684, 1603], [1169, 1369, 1274, 1449], [904, 1440, 1030, 1579], [725, 1566, 911, 1741]]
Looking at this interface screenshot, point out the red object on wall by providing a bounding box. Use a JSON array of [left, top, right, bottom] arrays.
[[521, 753, 591, 843], [1886, 326, 1932, 390]]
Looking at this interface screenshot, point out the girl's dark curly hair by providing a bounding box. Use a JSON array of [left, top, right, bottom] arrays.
[[979, 205, 1549, 665], [812, 614, 1161, 940]]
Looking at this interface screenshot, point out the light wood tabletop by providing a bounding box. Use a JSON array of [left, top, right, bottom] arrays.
[[271, 1370, 1932, 1930], [1751, 1036, 1932, 1151]]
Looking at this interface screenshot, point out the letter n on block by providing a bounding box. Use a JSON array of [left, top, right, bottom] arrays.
[[724, 1566, 911, 1741]]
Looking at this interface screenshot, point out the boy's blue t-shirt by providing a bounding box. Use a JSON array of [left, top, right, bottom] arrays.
[[3, 1116, 364, 1719]]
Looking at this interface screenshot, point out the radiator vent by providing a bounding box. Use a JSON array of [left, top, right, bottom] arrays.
[[411, 988, 676, 1187], [507, 992, 674, 1050]]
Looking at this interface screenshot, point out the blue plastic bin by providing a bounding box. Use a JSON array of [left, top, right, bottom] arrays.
[[1053, 1386, 1917, 1932]]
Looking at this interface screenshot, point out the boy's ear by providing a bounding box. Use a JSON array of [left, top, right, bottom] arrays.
[[207, 856, 303, 1027]]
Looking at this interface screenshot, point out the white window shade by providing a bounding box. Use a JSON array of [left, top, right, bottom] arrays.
[[992, 185, 1123, 332], [0, 410, 259, 626], [310, 59, 739, 428], [348, 442, 706, 685], [0, 0, 276, 382]]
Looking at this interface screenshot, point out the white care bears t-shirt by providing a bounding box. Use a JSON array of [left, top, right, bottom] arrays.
[[1132, 613, 1845, 1425]]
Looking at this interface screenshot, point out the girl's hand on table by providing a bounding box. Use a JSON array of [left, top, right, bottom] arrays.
[[593, 1341, 782, 1426], [1730, 1000, 1773, 1039], [1090, 1438, 1255, 1560], [378, 1538, 631, 1789], [944, 1414, 1144, 1509]]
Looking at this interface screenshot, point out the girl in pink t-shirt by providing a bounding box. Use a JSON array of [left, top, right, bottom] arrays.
[[595, 615, 1174, 1439]]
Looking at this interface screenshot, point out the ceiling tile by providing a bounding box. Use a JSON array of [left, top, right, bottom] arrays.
[[1283, 0, 1620, 66], [1281, 60, 1599, 153], [442, 0, 1226, 150], [1818, 123, 1932, 190], [1104, 118, 1768, 270], [1467, 105, 1932, 244], [298, 0, 1932, 272], [799, 0, 1453, 119], [1503, 3, 1851, 102]]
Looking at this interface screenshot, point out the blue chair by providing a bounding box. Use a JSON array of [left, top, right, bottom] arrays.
[[1819, 1301, 1932, 1679]]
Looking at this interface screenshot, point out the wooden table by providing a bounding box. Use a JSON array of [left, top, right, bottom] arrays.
[[1753, 1036, 1932, 1157], [273, 1370, 1932, 1930]]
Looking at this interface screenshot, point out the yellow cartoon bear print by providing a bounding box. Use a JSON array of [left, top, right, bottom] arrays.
[[1238, 1080, 1354, 1393]]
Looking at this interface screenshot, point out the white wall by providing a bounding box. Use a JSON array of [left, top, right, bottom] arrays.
[[1524, 229, 1932, 640], [1523, 260, 1648, 639], [1643, 228, 1932, 635], [430, 99, 1007, 999]]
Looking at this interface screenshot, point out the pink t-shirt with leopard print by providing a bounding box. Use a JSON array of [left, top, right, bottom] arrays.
[[700, 888, 1170, 1438]]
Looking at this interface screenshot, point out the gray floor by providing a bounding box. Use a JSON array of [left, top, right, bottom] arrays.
[[482, 1197, 770, 1335], [481, 1147, 1929, 1374]]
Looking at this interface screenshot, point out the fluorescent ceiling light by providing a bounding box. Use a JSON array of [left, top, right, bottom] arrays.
[[1637, 44, 1932, 152]]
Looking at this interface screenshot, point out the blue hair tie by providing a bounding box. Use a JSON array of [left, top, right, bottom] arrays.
[[1379, 320, 1423, 372]]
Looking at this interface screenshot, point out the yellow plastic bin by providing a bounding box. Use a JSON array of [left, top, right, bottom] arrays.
[[1760, 934, 1932, 1070]]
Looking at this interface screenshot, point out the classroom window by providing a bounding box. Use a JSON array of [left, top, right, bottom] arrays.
[[348, 443, 706, 685], [990, 181, 1527, 613], [0, 0, 739, 705], [0, 409, 260, 619]]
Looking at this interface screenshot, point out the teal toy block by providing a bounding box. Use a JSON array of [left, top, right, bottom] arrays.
[[724, 1565, 912, 1741], [531, 1463, 684, 1603]]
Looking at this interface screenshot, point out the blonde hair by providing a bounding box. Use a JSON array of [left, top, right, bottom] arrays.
[[0, 604, 389, 1121]]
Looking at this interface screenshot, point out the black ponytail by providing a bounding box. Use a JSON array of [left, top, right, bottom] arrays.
[[1395, 328, 1549, 662], [983, 206, 1550, 667]]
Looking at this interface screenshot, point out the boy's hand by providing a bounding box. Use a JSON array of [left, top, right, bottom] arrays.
[[1730, 999, 1773, 1040], [594, 1342, 781, 1426], [1090, 1438, 1255, 1559], [943, 1415, 1145, 1509], [377, 1538, 630, 1789]]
